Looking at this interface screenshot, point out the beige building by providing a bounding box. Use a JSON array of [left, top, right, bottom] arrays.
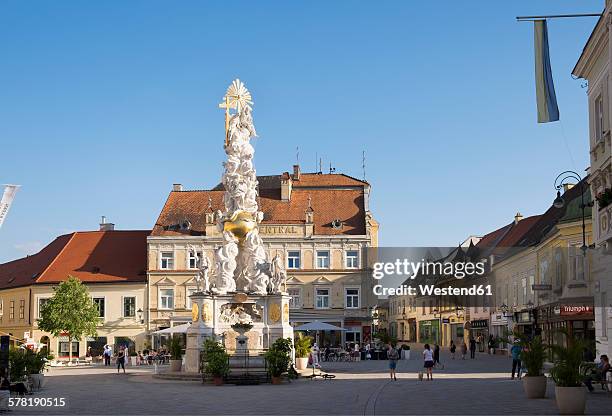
[[573, 2, 612, 359], [148, 165, 379, 347], [0, 227, 149, 358]]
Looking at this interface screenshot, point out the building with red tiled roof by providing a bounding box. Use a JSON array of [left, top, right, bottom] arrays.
[[0, 226, 149, 358], [148, 165, 379, 347]]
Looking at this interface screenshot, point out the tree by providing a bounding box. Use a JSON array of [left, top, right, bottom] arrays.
[[37, 276, 100, 363]]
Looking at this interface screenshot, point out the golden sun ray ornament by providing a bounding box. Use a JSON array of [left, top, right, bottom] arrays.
[[219, 78, 254, 146]]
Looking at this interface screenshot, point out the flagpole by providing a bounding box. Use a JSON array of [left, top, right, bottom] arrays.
[[516, 13, 601, 22]]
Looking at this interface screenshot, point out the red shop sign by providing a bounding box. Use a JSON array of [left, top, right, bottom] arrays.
[[560, 305, 593, 316]]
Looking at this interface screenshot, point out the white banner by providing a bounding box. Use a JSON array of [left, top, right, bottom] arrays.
[[0, 185, 20, 229]]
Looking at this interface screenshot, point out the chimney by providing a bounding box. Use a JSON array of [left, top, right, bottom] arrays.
[[293, 164, 301, 181], [280, 172, 292, 202], [173, 183, 183, 192], [514, 212, 523, 224], [99, 216, 115, 231]]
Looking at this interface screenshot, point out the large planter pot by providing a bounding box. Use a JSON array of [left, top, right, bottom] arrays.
[[522, 375, 547, 399], [169, 359, 182, 372], [213, 376, 224, 386], [401, 350, 411, 360], [271, 376, 282, 385], [555, 386, 586, 415], [29, 373, 45, 390], [295, 357, 308, 370], [130, 357, 137, 366]]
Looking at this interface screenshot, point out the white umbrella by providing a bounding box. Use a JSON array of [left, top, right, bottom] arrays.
[[294, 321, 346, 331], [152, 323, 191, 334]]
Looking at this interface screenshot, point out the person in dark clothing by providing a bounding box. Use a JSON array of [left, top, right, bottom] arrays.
[[433, 344, 441, 365], [510, 340, 523, 380], [116, 347, 126, 374], [469, 337, 476, 359]]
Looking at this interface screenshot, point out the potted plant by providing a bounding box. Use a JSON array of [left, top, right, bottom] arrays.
[[519, 335, 548, 398], [550, 329, 589, 415], [596, 187, 612, 210], [265, 337, 292, 384], [26, 348, 53, 390], [9, 348, 28, 382], [294, 333, 312, 370], [202, 339, 229, 386], [129, 351, 138, 366], [168, 336, 183, 372]]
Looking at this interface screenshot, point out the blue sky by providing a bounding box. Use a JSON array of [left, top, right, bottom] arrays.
[[0, 1, 602, 262]]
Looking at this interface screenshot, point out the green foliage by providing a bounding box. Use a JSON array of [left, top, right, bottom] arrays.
[[550, 329, 590, 387], [168, 336, 183, 360], [401, 344, 410, 350], [294, 333, 312, 358], [202, 339, 229, 377], [37, 276, 99, 359], [25, 348, 54, 374], [265, 337, 292, 377], [9, 348, 28, 381], [502, 330, 548, 377]]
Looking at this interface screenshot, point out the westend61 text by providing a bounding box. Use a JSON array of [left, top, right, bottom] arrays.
[[372, 284, 493, 297]]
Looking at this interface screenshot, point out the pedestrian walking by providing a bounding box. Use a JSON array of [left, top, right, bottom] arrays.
[[510, 339, 523, 380], [461, 341, 467, 359], [433, 343, 440, 365], [103, 344, 112, 366], [388, 344, 399, 381], [450, 340, 456, 359], [423, 344, 434, 380], [488, 335, 495, 355], [117, 347, 126, 374], [469, 337, 476, 359]]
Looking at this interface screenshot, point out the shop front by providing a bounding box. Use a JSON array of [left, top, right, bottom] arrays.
[[538, 300, 595, 352], [490, 313, 509, 353], [418, 319, 440, 344], [470, 319, 489, 352]]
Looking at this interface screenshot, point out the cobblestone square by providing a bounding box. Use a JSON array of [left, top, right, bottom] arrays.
[[13, 350, 611, 415]]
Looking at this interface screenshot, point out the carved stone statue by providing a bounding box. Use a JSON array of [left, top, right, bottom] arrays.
[[268, 254, 287, 294], [210, 79, 272, 295]]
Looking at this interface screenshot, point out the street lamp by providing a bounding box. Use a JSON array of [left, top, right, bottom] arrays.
[[553, 170, 594, 253], [137, 308, 144, 324]]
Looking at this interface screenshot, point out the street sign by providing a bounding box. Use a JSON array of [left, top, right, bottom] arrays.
[[532, 284, 552, 291]]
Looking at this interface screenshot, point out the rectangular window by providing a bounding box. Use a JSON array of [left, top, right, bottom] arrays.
[[287, 251, 301, 269], [9, 301, 14, 320], [37, 298, 49, 319], [288, 288, 301, 309], [159, 289, 174, 310], [18, 300, 24, 319], [160, 252, 174, 270], [345, 288, 360, 309], [346, 250, 359, 268], [596, 95, 604, 142], [123, 297, 136, 317], [188, 251, 202, 269], [316, 251, 330, 269], [93, 297, 105, 318], [315, 288, 330, 309]]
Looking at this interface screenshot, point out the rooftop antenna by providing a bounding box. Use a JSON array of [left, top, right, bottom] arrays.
[[315, 151, 318, 173], [319, 157, 323, 174], [362, 150, 367, 181], [296, 146, 299, 165], [329, 162, 335, 174]]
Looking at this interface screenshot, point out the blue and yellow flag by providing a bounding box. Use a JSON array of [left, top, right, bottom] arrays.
[[534, 20, 559, 123]]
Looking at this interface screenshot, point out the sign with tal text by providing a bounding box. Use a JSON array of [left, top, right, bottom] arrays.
[[532, 284, 552, 291]]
